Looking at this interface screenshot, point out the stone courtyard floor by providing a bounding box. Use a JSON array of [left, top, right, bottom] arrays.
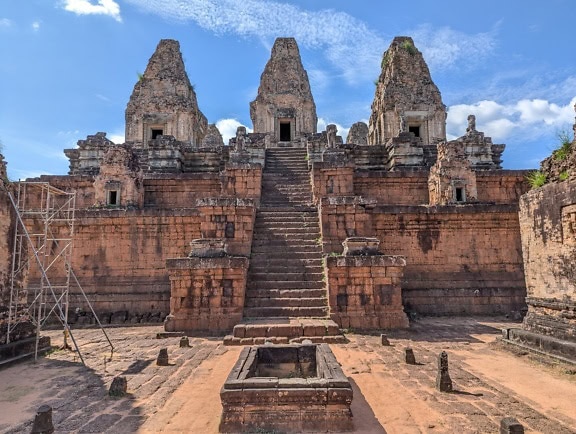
[[0, 317, 575, 434]]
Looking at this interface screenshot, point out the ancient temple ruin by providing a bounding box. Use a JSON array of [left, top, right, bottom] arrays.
[[1, 36, 532, 350]]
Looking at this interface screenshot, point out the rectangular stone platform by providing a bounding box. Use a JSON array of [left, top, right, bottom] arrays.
[[220, 342, 353, 433], [223, 318, 346, 345]]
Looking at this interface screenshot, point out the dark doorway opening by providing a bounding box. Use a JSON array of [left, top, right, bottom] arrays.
[[151, 129, 163, 139], [455, 187, 464, 202], [409, 126, 420, 137], [279, 122, 291, 141], [107, 190, 118, 206]]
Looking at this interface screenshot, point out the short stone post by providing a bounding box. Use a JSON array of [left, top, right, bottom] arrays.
[[109, 376, 128, 397], [179, 336, 190, 348], [500, 417, 524, 434], [381, 334, 390, 346], [157, 348, 169, 366], [405, 347, 416, 365], [436, 351, 453, 392], [30, 404, 54, 434]]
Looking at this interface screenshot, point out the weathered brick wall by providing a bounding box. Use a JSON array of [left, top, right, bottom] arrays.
[[476, 171, 530, 204], [165, 256, 248, 332], [24, 204, 255, 323], [519, 180, 576, 341], [351, 170, 529, 206], [353, 171, 429, 205], [325, 255, 409, 329], [311, 164, 354, 203], [143, 175, 223, 207], [319, 200, 526, 315]]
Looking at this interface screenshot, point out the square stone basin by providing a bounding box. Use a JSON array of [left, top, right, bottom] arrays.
[[220, 343, 353, 433]]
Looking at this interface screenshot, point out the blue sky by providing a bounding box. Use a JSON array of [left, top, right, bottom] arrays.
[[1, 0, 575, 179]]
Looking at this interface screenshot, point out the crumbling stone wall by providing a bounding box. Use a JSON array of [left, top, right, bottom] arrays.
[[519, 180, 576, 341], [0, 155, 13, 339]]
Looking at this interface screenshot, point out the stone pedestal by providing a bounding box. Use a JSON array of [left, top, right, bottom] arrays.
[[165, 255, 249, 333], [325, 254, 409, 329]]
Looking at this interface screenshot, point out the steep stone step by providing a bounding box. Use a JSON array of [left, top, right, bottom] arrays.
[[243, 306, 328, 318], [249, 266, 323, 274], [246, 288, 326, 298], [248, 271, 324, 281], [249, 251, 322, 260], [249, 257, 322, 266], [245, 297, 327, 308], [246, 280, 325, 290]]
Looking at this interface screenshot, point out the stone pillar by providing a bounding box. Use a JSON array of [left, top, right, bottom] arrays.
[[436, 351, 453, 392], [31, 405, 54, 434]]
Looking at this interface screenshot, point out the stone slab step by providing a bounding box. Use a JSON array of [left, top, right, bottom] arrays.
[[248, 265, 323, 274], [257, 207, 317, 213], [245, 297, 327, 308], [246, 288, 326, 298], [249, 257, 322, 266], [243, 306, 329, 317], [248, 272, 324, 281], [249, 251, 322, 260], [247, 281, 325, 290], [223, 333, 347, 346], [229, 318, 339, 341]]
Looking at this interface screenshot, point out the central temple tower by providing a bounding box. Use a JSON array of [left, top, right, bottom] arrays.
[[250, 38, 317, 142]]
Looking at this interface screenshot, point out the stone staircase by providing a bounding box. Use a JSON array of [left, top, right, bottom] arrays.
[[224, 147, 344, 344]]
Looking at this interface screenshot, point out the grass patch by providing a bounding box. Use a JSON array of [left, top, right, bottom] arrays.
[[401, 40, 417, 55], [559, 170, 569, 181], [552, 130, 573, 161], [526, 170, 547, 189]]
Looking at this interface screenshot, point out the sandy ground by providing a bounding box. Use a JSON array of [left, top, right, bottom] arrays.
[[0, 317, 575, 433]]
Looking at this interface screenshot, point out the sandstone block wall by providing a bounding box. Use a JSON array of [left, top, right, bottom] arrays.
[[142, 175, 221, 207], [476, 172, 530, 204], [165, 256, 248, 332], [311, 164, 354, 203], [353, 171, 429, 205], [325, 255, 409, 329], [320, 200, 526, 315], [24, 204, 255, 323], [519, 180, 576, 341]]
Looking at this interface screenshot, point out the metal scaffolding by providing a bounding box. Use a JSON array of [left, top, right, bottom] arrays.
[[5, 181, 113, 363]]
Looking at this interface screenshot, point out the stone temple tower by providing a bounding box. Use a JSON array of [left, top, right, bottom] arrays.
[[369, 36, 446, 145], [125, 39, 207, 146], [250, 38, 317, 142]]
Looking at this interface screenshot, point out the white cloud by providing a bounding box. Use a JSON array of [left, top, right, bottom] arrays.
[[317, 118, 349, 142], [62, 0, 122, 22], [216, 119, 252, 146], [108, 133, 125, 144], [0, 18, 12, 28], [447, 97, 576, 142], [32, 21, 41, 31], [124, 0, 382, 84], [410, 24, 496, 71], [125, 0, 497, 84]]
